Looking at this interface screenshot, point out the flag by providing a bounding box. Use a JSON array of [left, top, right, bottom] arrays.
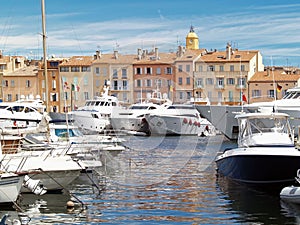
[[169, 85, 174, 92], [63, 81, 69, 92], [277, 83, 282, 92], [71, 83, 80, 92], [242, 93, 247, 102]]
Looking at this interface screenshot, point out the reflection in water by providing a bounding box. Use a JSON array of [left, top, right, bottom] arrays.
[[216, 174, 298, 224], [8, 136, 300, 224]]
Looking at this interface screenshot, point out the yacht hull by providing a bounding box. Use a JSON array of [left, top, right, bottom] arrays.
[[146, 114, 205, 136], [0, 174, 24, 203], [216, 147, 300, 185]]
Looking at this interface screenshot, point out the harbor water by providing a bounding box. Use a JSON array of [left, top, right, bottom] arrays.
[[2, 135, 300, 224]]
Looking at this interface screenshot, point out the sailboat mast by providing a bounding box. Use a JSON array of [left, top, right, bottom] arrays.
[[41, 0, 49, 112]]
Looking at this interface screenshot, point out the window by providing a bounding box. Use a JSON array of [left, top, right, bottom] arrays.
[[84, 76, 88, 86], [146, 67, 152, 75], [230, 65, 234, 72], [252, 90, 261, 98], [229, 91, 233, 102], [198, 65, 203, 72], [96, 80, 100, 87], [26, 80, 30, 88], [82, 66, 90, 72], [156, 67, 161, 75], [113, 69, 118, 79], [146, 79, 152, 87], [179, 92, 184, 100], [178, 77, 183, 85], [136, 67, 142, 75], [217, 78, 224, 87], [186, 77, 191, 85], [207, 65, 215, 71], [187, 91, 191, 99], [3, 80, 8, 87], [196, 78, 203, 88], [95, 67, 100, 75], [122, 69, 127, 78], [136, 79, 142, 87], [267, 89, 275, 98], [15, 94, 19, 101], [50, 61, 59, 67], [103, 68, 107, 76], [238, 78, 246, 87], [156, 79, 162, 88], [71, 66, 80, 72], [178, 65, 183, 72], [165, 67, 172, 75], [84, 92, 89, 100], [186, 65, 190, 72], [241, 65, 245, 71], [60, 67, 69, 72], [52, 80, 56, 89], [113, 80, 118, 90], [220, 65, 224, 72], [7, 94, 12, 101], [123, 80, 128, 90], [227, 78, 235, 85], [206, 78, 214, 85], [218, 91, 223, 102]]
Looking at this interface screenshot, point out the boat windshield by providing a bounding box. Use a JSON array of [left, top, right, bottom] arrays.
[[130, 106, 151, 110], [55, 128, 83, 138], [241, 117, 290, 137]]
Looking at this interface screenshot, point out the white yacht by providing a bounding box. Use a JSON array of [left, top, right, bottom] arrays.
[[196, 86, 300, 139], [145, 104, 215, 136], [215, 112, 300, 185], [0, 172, 25, 204], [0, 95, 45, 129], [70, 84, 123, 134], [110, 90, 172, 135]]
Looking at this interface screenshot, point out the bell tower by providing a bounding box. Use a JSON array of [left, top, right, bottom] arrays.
[[186, 26, 199, 50]]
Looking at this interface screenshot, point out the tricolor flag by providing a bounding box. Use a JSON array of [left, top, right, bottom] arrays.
[[71, 83, 80, 92], [277, 83, 282, 92], [63, 81, 69, 92]]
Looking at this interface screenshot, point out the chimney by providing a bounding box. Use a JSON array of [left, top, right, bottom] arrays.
[[137, 48, 142, 60], [114, 50, 118, 59], [94, 50, 101, 60], [226, 43, 232, 60], [155, 47, 158, 59]]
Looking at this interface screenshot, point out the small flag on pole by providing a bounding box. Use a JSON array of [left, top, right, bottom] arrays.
[[277, 83, 282, 92], [242, 93, 247, 102], [63, 82, 69, 92], [71, 84, 80, 92]]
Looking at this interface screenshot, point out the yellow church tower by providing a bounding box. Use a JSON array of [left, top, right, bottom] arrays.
[[186, 26, 199, 50]]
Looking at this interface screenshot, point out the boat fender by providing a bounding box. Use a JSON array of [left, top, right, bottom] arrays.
[[183, 118, 188, 124], [189, 119, 192, 125]]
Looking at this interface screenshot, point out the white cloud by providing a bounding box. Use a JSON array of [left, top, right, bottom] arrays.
[[1, 3, 300, 65]]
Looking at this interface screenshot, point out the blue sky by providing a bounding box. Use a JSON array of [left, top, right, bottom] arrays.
[[1, 0, 300, 66]]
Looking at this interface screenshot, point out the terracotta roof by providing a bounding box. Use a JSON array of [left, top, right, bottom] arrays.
[[175, 48, 206, 62], [5, 65, 38, 77], [134, 52, 177, 65], [60, 56, 93, 66], [198, 50, 259, 63], [93, 53, 137, 64], [249, 70, 300, 82]]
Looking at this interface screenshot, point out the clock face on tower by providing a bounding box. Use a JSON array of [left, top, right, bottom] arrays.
[[189, 39, 193, 44]]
